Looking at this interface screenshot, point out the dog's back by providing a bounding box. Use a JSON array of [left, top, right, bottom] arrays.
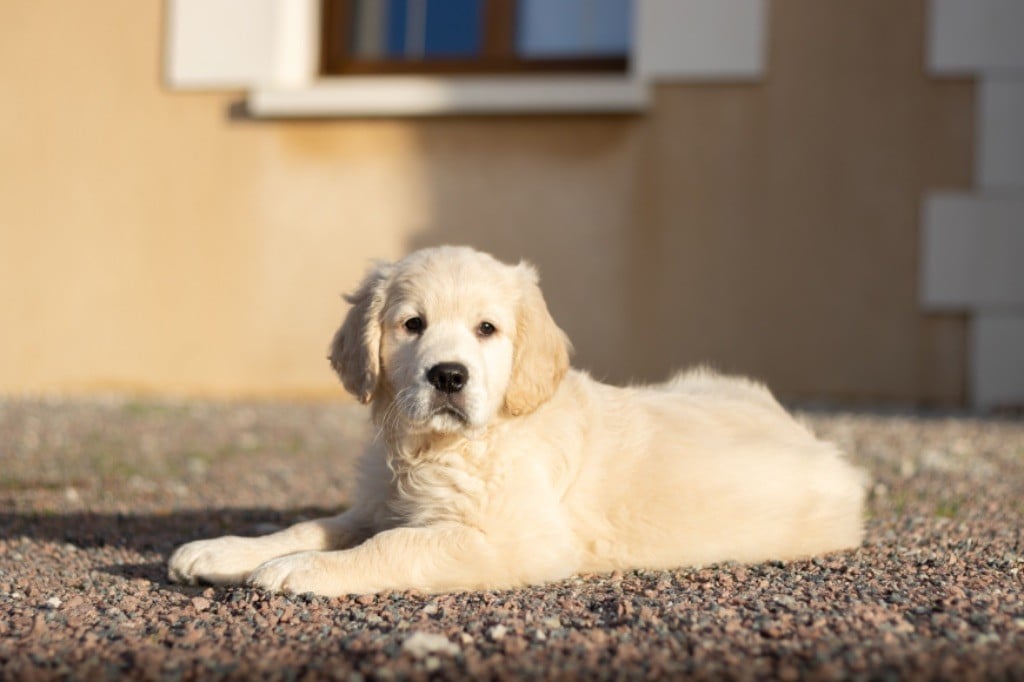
[[550, 369, 865, 573]]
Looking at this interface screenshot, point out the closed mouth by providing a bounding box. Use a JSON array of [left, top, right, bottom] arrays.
[[434, 403, 469, 423]]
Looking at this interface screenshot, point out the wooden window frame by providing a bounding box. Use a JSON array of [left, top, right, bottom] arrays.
[[320, 0, 629, 76]]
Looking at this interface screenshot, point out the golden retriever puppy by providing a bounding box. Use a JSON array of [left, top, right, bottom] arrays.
[[169, 246, 865, 596]]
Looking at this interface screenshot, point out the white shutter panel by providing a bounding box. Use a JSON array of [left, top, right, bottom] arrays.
[[166, 0, 318, 90], [634, 0, 767, 81]]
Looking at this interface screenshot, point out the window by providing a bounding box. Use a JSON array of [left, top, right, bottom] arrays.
[[320, 0, 632, 75], [167, 0, 768, 116]]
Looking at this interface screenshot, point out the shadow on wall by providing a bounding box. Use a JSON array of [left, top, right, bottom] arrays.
[[404, 114, 645, 385], [395, 0, 974, 407]]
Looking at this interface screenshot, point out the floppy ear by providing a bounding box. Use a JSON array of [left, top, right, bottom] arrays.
[[328, 262, 392, 403], [504, 263, 573, 417]]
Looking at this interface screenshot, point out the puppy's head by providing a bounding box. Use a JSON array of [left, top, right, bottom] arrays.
[[329, 246, 571, 434]]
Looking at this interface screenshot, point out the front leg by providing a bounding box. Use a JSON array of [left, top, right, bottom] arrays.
[[248, 525, 540, 596], [168, 509, 374, 586]]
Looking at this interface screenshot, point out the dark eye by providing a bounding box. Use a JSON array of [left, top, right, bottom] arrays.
[[477, 321, 496, 338], [404, 317, 425, 334]]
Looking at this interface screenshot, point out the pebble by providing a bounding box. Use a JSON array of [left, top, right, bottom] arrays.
[[401, 632, 460, 658]]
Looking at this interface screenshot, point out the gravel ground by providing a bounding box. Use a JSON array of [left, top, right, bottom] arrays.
[[1, 396, 1022, 680]]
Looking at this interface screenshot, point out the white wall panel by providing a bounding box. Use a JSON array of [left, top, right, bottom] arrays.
[[973, 313, 1024, 409], [928, 0, 1024, 74], [921, 194, 1024, 309], [978, 78, 1024, 189]]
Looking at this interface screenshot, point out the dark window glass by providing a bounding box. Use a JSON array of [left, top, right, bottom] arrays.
[[322, 0, 631, 75]]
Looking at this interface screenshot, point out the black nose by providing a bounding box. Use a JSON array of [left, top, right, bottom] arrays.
[[426, 362, 468, 394]]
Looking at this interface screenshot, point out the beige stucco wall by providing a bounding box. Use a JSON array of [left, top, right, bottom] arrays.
[[0, 1, 972, 405]]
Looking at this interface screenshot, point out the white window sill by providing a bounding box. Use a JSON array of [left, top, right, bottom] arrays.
[[247, 76, 649, 118]]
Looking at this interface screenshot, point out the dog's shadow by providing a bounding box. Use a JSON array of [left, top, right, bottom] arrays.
[[0, 506, 341, 590]]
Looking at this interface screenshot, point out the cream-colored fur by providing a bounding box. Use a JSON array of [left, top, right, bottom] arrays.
[[169, 246, 865, 596]]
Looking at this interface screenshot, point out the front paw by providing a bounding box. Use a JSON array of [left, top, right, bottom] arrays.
[[248, 552, 331, 596], [168, 536, 271, 586]]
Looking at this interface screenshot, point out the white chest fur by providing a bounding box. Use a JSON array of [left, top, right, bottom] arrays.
[[385, 437, 503, 528]]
